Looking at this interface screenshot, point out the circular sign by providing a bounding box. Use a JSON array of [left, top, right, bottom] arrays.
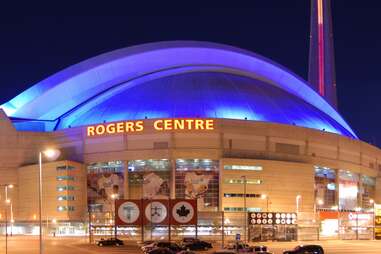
[[145, 201, 167, 224], [172, 201, 195, 223], [118, 201, 140, 224], [251, 213, 256, 219], [251, 219, 256, 224], [268, 213, 273, 219]]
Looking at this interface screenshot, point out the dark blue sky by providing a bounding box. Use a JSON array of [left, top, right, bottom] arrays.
[[0, 3, 380, 146]]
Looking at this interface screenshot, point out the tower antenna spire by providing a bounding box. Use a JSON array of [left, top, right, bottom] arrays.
[[308, 0, 337, 108]]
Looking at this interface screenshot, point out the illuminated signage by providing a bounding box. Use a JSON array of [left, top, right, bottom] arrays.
[[87, 119, 214, 137]]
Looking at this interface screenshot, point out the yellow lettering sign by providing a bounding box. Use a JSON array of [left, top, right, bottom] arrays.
[[86, 119, 215, 137]]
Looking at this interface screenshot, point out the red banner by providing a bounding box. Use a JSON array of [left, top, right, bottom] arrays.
[[142, 199, 170, 225], [170, 199, 197, 225], [115, 199, 142, 226], [115, 199, 197, 226]]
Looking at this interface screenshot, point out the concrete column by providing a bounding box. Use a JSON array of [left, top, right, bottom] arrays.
[[218, 159, 224, 212], [358, 174, 363, 208], [124, 160, 129, 199], [335, 168, 340, 208], [170, 159, 176, 199]]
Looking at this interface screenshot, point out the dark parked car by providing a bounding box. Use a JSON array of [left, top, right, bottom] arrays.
[[143, 242, 183, 253], [181, 239, 212, 250], [253, 246, 270, 253], [178, 251, 196, 254], [148, 247, 176, 254], [283, 245, 324, 254], [225, 242, 253, 252], [96, 237, 124, 246], [156, 242, 184, 252]]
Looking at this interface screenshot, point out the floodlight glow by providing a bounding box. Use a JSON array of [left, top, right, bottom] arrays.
[[42, 148, 60, 161]]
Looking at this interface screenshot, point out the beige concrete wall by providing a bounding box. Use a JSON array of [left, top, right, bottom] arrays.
[[1, 114, 381, 223], [17, 160, 86, 222], [220, 159, 314, 213]]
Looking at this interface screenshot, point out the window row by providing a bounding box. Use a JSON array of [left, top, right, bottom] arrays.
[[224, 193, 262, 198], [57, 186, 75, 191], [57, 195, 75, 201], [57, 206, 75, 212]]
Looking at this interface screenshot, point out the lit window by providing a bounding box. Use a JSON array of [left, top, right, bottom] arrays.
[[57, 196, 74, 201], [224, 193, 261, 198], [56, 186, 74, 191], [57, 206, 75, 212], [223, 207, 261, 212], [56, 176, 74, 181], [56, 165, 75, 171], [224, 179, 262, 184], [224, 165, 263, 171]]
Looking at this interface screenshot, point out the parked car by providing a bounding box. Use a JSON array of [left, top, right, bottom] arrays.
[[214, 250, 236, 254], [148, 247, 176, 254], [156, 242, 184, 252], [96, 237, 124, 246], [283, 245, 324, 254], [178, 250, 196, 254], [142, 242, 158, 253], [181, 239, 213, 250], [225, 241, 253, 252], [253, 246, 269, 253], [140, 240, 155, 246], [144, 242, 184, 253]]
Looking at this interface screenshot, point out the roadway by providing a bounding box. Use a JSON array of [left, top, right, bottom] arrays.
[[0, 236, 379, 253]]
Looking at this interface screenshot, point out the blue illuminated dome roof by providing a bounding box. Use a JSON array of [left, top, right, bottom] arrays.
[[1, 41, 357, 138]]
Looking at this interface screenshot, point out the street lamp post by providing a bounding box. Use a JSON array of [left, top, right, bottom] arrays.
[[296, 195, 301, 241], [370, 199, 375, 239], [261, 194, 269, 212], [38, 148, 60, 254], [110, 193, 118, 238], [241, 176, 247, 244], [1, 184, 13, 254]]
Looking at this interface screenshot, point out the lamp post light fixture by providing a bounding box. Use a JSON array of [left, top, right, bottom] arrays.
[[370, 199, 375, 240], [241, 176, 247, 244], [296, 195, 302, 241], [261, 194, 269, 211], [296, 195, 302, 214], [110, 193, 119, 238], [38, 148, 60, 254], [1, 183, 14, 254], [317, 199, 324, 206]]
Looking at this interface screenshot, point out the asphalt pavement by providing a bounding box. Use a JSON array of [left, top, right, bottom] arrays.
[[0, 236, 379, 254]]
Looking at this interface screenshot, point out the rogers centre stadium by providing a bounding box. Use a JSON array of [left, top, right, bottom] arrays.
[[1, 1, 381, 242]]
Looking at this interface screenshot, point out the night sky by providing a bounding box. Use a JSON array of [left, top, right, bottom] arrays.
[[1, 3, 380, 146]]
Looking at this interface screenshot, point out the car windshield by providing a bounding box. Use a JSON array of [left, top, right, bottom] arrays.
[[294, 246, 302, 250]]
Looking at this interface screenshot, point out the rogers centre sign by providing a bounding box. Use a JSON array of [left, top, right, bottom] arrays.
[[87, 119, 214, 137]]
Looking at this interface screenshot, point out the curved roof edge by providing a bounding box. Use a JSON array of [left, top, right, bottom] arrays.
[[0, 41, 357, 138]]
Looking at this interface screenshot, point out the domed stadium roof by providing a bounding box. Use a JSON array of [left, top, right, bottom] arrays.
[[0, 41, 357, 138]]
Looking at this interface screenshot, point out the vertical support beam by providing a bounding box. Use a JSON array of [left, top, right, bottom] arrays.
[[124, 160, 129, 199]]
